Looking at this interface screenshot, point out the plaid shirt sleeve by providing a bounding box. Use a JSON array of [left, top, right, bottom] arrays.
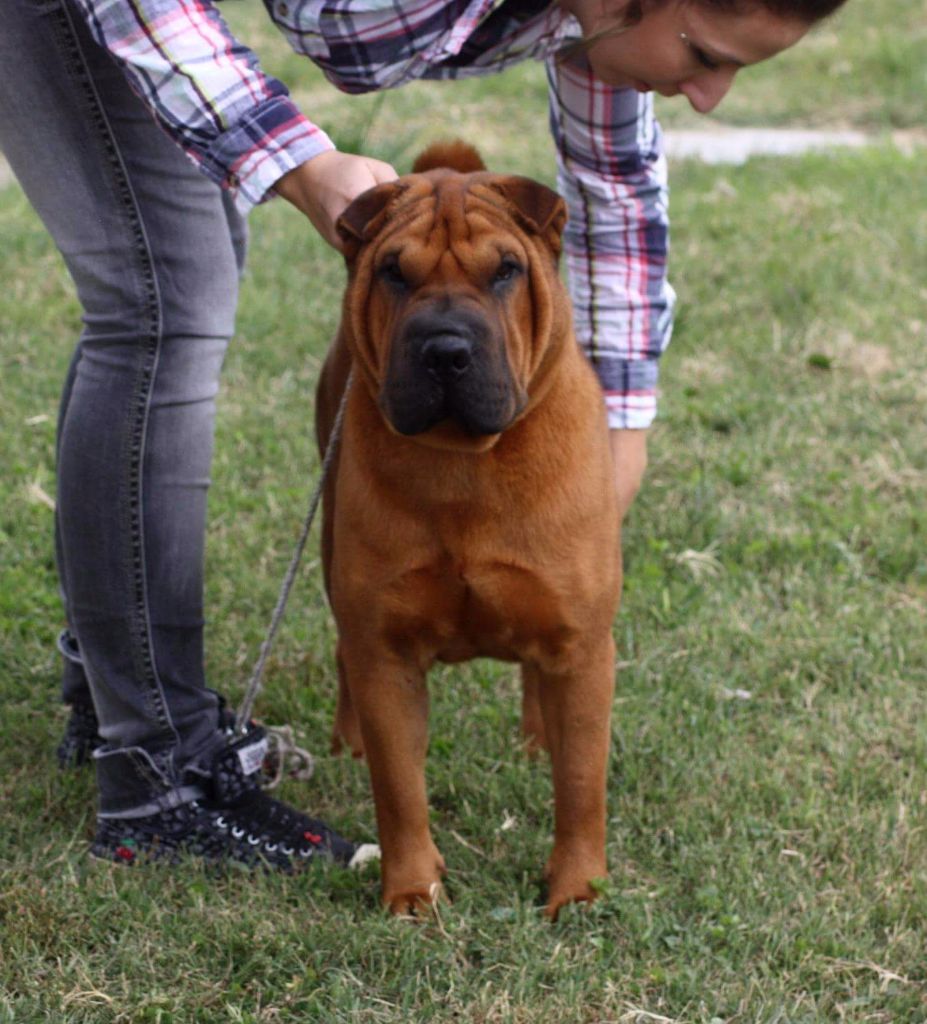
[[546, 55, 675, 430], [72, 0, 335, 212]]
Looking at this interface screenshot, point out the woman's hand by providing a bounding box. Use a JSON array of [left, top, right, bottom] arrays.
[[275, 150, 399, 250], [609, 428, 648, 522]]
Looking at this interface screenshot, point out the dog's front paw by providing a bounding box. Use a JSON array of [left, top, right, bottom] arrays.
[[543, 877, 601, 920], [543, 845, 607, 920], [382, 846, 447, 917], [385, 879, 447, 917]]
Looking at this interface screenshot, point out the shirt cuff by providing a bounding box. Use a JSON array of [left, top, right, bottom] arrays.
[[590, 355, 659, 430], [604, 392, 657, 430], [201, 95, 336, 216]]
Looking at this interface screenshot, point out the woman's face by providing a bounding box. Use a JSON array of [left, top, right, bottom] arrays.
[[561, 0, 810, 113]]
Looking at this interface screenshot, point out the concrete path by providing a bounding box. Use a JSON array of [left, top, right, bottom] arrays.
[[661, 127, 872, 164]]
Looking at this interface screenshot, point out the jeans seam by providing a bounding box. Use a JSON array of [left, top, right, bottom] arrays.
[[55, 0, 182, 762]]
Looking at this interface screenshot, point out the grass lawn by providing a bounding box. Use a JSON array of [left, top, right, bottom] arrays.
[[1, 2, 926, 1021]]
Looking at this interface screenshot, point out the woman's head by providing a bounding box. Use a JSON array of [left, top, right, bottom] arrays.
[[560, 0, 850, 113]]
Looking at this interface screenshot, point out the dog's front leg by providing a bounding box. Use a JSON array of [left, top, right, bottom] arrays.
[[342, 645, 446, 915], [534, 635, 616, 919]]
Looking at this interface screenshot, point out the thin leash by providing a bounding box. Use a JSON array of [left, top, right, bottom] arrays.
[[234, 370, 354, 742]]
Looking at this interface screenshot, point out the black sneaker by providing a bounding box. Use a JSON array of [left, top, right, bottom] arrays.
[[90, 729, 358, 869], [56, 701, 104, 768]]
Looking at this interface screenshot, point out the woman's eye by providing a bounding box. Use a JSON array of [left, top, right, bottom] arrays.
[[681, 32, 721, 72], [694, 46, 720, 71]]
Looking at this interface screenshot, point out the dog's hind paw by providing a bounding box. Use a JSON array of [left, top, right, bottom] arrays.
[[330, 727, 365, 759]]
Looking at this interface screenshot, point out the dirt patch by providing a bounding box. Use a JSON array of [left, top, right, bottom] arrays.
[[842, 342, 895, 379], [827, 331, 896, 380]]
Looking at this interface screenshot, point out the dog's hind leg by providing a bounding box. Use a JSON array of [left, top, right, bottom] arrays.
[[535, 635, 616, 919], [331, 642, 365, 757], [520, 663, 549, 755]]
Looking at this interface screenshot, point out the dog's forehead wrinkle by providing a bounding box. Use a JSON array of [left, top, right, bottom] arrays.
[[374, 221, 449, 282], [374, 192, 436, 243], [433, 193, 522, 277], [382, 182, 517, 281], [431, 179, 471, 246], [463, 203, 524, 253], [466, 181, 524, 222], [438, 246, 467, 282], [429, 176, 511, 248]]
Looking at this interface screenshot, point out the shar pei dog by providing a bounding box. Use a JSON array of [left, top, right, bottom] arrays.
[[316, 141, 621, 919]]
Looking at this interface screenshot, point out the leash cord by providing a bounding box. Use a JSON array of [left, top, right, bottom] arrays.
[[235, 370, 354, 734]]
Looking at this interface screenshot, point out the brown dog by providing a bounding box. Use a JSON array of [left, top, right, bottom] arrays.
[[316, 141, 621, 919]]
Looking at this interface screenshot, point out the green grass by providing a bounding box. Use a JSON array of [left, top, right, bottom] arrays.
[[2, 4, 927, 1021]]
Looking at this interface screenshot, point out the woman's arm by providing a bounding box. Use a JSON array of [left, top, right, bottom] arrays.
[[70, 0, 388, 219], [544, 56, 675, 518], [545, 54, 675, 431], [274, 151, 397, 249], [610, 429, 648, 522]]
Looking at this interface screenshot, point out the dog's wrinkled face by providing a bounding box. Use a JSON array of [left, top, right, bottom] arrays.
[[337, 167, 567, 447], [380, 259, 522, 438]]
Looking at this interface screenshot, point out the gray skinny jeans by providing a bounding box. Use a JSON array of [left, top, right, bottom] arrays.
[[0, 0, 248, 815]]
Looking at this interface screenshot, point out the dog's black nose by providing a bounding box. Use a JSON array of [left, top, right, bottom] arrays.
[[421, 334, 472, 381]]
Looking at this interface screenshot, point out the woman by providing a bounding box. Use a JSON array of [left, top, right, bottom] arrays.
[[0, 0, 847, 866]]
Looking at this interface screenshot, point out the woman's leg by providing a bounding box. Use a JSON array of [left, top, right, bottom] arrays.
[[1, 0, 358, 868], [0, 0, 241, 812]]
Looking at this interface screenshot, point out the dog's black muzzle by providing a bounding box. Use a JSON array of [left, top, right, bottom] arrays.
[[380, 305, 523, 437]]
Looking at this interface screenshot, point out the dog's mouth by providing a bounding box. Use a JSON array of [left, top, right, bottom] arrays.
[[380, 363, 520, 438], [379, 310, 526, 440]]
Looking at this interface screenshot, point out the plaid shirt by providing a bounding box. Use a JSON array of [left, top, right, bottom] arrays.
[[74, 0, 674, 427]]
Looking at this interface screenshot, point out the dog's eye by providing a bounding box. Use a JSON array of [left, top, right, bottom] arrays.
[[378, 258, 407, 289], [492, 258, 523, 289]]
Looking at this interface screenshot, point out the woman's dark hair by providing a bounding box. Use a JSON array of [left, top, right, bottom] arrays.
[[558, 0, 848, 65], [629, 0, 849, 23], [696, 0, 848, 20]]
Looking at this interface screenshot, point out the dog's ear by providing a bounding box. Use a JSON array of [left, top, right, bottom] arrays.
[[337, 182, 407, 258], [489, 178, 568, 258]]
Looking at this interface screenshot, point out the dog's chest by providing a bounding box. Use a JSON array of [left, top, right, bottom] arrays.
[[384, 553, 577, 664]]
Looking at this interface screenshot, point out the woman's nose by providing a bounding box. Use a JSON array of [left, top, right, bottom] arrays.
[[679, 67, 738, 114]]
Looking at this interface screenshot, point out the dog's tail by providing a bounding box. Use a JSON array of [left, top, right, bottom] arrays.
[[412, 139, 486, 174]]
